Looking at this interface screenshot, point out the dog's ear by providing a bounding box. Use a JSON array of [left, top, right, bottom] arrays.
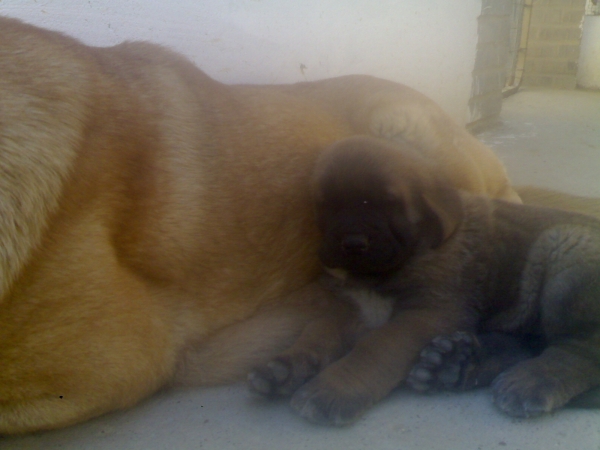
[[419, 181, 463, 248]]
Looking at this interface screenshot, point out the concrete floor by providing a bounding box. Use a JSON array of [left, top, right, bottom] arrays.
[[3, 88, 600, 449], [478, 88, 600, 197]]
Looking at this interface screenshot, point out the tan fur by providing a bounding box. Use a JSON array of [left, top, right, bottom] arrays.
[[0, 17, 517, 434], [515, 185, 600, 219]]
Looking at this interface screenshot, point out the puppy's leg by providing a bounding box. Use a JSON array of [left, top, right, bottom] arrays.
[[407, 331, 543, 392], [176, 283, 349, 388], [492, 293, 600, 417], [492, 228, 600, 417], [247, 291, 358, 397], [289, 307, 459, 426], [492, 343, 600, 417]]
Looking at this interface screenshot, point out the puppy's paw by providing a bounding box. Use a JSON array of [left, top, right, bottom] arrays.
[[248, 352, 320, 397], [369, 103, 440, 151], [406, 331, 478, 392], [290, 378, 373, 426], [492, 365, 560, 418]]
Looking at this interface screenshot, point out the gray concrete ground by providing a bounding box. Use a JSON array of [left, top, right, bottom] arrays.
[[479, 88, 600, 197], [3, 88, 600, 450]]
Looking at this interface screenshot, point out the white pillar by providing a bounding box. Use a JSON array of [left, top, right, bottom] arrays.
[[577, 15, 600, 89]]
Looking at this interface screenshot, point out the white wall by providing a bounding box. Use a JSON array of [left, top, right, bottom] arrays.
[[2, 0, 481, 124]]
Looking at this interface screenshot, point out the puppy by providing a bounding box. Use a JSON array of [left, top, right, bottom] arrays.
[[405, 186, 600, 404], [0, 17, 520, 434], [249, 135, 600, 424]]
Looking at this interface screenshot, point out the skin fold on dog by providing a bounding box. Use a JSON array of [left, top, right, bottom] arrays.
[[0, 16, 522, 434], [248, 136, 600, 425]]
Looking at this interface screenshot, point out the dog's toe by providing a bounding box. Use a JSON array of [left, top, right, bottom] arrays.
[[407, 331, 478, 392], [290, 379, 373, 426], [492, 369, 557, 418]]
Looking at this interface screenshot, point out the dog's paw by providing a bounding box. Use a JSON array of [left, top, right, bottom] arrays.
[[406, 331, 478, 392], [369, 103, 440, 151], [492, 365, 560, 418], [290, 378, 373, 426], [248, 352, 320, 397]]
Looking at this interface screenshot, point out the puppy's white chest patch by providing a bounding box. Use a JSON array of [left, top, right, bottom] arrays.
[[347, 289, 395, 329]]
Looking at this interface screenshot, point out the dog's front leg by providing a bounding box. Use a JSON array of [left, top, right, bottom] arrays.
[[247, 293, 360, 398], [289, 307, 460, 426]]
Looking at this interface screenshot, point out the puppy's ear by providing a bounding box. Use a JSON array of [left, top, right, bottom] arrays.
[[419, 181, 463, 248]]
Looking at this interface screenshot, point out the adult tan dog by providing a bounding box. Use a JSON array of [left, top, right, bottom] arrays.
[[249, 136, 600, 424], [0, 16, 519, 434]]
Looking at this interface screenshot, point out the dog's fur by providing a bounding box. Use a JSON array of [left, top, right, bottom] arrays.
[[0, 17, 523, 434], [516, 186, 600, 219], [405, 185, 600, 409], [249, 136, 600, 424]]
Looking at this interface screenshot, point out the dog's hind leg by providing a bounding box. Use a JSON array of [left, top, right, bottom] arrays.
[[0, 218, 179, 435], [491, 225, 600, 417]]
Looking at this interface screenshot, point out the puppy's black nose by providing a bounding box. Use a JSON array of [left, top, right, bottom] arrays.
[[341, 234, 369, 254]]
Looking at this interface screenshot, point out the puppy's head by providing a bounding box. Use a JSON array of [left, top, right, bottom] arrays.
[[312, 136, 463, 278]]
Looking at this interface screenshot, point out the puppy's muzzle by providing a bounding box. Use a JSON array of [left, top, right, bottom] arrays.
[[341, 234, 369, 254]]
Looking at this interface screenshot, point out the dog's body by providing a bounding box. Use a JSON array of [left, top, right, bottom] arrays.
[[0, 17, 521, 433], [516, 186, 600, 219], [249, 136, 600, 424]]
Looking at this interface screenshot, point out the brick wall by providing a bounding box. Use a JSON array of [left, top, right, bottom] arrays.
[[468, 0, 513, 125], [523, 0, 587, 88]]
